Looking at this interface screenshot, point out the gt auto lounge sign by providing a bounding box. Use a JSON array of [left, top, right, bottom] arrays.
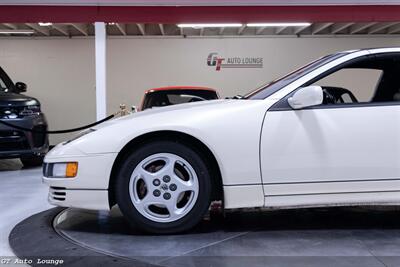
[[207, 53, 263, 71]]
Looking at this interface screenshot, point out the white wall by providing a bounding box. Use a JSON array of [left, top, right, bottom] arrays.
[[1, 36, 400, 144]]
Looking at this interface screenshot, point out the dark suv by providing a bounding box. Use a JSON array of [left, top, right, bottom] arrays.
[[0, 67, 48, 167]]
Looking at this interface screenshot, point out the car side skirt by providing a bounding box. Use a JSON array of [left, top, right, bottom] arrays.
[[262, 179, 400, 208], [264, 191, 400, 209], [223, 184, 264, 209]]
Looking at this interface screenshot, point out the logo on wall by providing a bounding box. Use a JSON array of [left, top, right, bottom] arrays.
[[207, 52, 263, 71]]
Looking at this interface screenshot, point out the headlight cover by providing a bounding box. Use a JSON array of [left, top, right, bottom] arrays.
[[43, 162, 78, 178]]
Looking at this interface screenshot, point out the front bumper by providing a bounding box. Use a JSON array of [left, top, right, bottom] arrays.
[[43, 152, 118, 211], [48, 187, 109, 210], [0, 113, 48, 158]]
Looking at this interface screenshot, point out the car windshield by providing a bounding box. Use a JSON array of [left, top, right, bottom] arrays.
[[142, 89, 218, 110], [245, 52, 351, 99], [0, 67, 15, 93]]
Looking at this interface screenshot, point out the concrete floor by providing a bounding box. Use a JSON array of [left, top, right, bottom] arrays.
[[0, 159, 51, 256]]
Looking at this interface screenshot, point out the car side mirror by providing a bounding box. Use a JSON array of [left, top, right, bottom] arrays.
[[15, 82, 27, 93], [288, 85, 323, 110]]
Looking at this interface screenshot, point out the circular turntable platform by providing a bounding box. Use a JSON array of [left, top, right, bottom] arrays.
[[10, 206, 400, 267]]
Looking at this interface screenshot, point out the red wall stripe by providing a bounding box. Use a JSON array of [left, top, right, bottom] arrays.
[[1, 5, 400, 23]]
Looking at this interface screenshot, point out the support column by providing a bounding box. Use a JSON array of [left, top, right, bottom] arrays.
[[95, 22, 106, 120]]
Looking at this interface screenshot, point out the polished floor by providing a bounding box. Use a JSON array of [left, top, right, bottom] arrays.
[[54, 205, 400, 267], [0, 159, 51, 256]]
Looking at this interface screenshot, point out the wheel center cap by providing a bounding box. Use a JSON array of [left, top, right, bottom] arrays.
[[161, 184, 168, 191]]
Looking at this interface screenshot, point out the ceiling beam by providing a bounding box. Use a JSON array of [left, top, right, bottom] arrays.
[[52, 24, 69, 36], [294, 24, 311, 35], [368, 22, 398, 34], [25, 23, 50, 36], [275, 26, 287, 35], [387, 23, 400, 34], [330, 22, 354, 34], [256, 26, 266, 35], [311, 22, 333, 35], [136, 23, 145, 35], [3, 23, 17, 29], [349, 22, 376, 34], [158, 24, 165, 35], [70, 23, 88, 36], [115, 23, 126, 35], [238, 25, 246, 35]]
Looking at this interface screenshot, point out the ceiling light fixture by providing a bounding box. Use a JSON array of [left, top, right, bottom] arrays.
[[38, 22, 53, 26], [246, 22, 311, 27], [177, 23, 243, 28], [0, 30, 35, 35]]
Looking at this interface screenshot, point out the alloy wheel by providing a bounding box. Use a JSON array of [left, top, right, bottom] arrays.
[[128, 153, 199, 223]]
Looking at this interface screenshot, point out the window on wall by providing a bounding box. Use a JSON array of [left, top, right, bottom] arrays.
[[307, 53, 400, 106]]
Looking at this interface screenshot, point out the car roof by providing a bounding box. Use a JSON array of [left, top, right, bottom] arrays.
[[340, 47, 400, 55], [145, 86, 217, 94]]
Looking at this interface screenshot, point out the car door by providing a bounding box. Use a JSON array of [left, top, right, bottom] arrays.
[[260, 56, 400, 207]]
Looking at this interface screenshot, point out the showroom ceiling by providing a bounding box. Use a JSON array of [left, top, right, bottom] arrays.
[[2, 22, 400, 37]]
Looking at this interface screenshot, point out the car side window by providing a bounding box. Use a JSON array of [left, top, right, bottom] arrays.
[[313, 68, 382, 104], [305, 53, 400, 106]]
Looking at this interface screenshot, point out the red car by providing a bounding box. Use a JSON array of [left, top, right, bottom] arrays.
[[137, 86, 219, 111]]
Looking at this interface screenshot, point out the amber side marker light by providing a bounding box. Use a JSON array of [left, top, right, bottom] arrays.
[[65, 162, 78, 178]]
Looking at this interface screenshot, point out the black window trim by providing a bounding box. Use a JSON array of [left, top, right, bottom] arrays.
[[270, 100, 400, 112]]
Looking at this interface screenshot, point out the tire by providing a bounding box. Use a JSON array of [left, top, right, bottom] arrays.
[[20, 155, 44, 167], [115, 140, 212, 234]]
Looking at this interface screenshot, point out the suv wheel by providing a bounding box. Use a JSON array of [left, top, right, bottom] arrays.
[[116, 141, 212, 234]]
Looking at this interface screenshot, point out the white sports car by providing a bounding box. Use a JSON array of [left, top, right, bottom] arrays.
[[43, 48, 400, 233]]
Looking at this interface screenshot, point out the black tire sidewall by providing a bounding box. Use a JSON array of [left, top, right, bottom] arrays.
[[115, 141, 211, 234]]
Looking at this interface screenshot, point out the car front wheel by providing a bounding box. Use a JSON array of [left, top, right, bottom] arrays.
[[115, 141, 212, 234]]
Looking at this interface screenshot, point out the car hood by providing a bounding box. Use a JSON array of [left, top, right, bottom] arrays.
[[0, 92, 39, 107], [55, 98, 271, 155], [95, 99, 235, 129]]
